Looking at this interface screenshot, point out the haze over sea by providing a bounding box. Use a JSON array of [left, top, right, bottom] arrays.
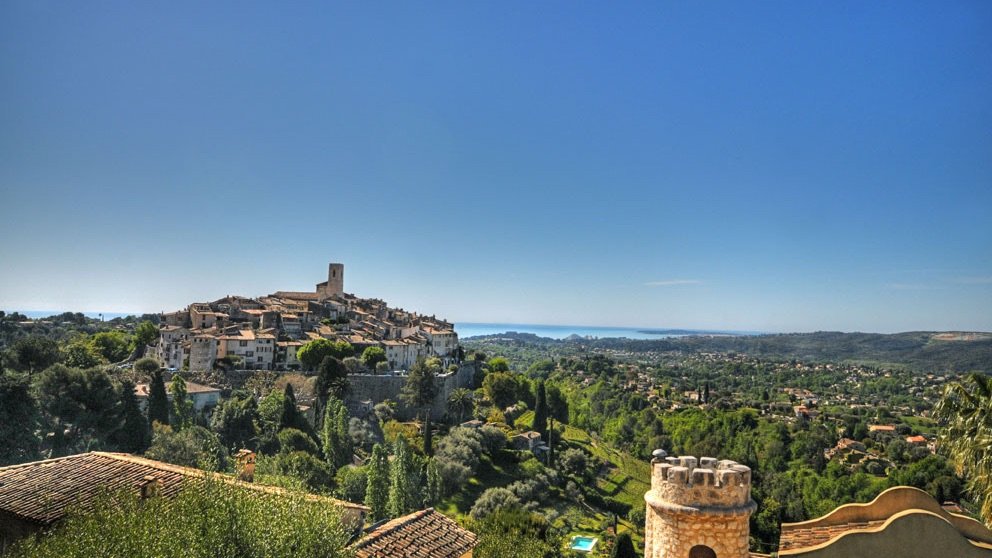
[[454, 322, 760, 340]]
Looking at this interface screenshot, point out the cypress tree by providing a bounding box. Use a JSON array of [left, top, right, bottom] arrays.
[[322, 400, 340, 468], [334, 403, 352, 468], [533, 380, 548, 442], [281, 383, 303, 432], [148, 370, 169, 427], [118, 380, 150, 453], [170, 374, 194, 430], [424, 457, 442, 506], [610, 532, 637, 558], [387, 439, 416, 518], [423, 413, 432, 456], [365, 443, 390, 522]]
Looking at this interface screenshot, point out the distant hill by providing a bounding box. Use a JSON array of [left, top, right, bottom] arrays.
[[465, 330, 992, 373]]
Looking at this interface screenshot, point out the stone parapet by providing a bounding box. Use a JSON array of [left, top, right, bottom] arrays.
[[650, 455, 752, 509], [644, 453, 755, 558]]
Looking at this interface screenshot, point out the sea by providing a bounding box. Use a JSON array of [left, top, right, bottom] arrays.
[[454, 322, 757, 340]]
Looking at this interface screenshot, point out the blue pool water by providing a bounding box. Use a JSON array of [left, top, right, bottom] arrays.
[[570, 536, 598, 552]]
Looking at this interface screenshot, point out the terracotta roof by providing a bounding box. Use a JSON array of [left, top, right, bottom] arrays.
[[133, 381, 221, 398], [351, 508, 477, 558], [0, 452, 367, 527], [0, 452, 186, 525], [779, 519, 887, 551], [272, 291, 320, 301]]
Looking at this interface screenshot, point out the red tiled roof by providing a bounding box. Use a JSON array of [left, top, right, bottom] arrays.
[[352, 508, 478, 558], [779, 520, 887, 551], [0, 452, 367, 527]]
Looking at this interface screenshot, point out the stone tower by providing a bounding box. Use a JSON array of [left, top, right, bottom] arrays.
[[644, 452, 756, 558], [318, 263, 344, 299]]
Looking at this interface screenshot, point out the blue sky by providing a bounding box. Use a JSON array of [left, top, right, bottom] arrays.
[[1, 1, 990, 333]]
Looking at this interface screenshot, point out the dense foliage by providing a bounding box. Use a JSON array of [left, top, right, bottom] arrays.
[[8, 479, 352, 558]]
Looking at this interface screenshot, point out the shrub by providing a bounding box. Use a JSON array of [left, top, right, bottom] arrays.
[[478, 425, 507, 455], [470, 487, 521, 519], [7, 478, 352, 558], [278, 428, 320, 455]]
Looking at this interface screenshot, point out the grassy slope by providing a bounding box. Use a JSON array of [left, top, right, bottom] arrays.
[[439, 411, 651, 555]]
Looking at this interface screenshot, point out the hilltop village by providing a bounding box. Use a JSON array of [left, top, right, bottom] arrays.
[[153, 263, 460, 373]]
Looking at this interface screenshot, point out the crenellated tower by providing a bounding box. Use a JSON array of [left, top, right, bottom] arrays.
[[644, 451, 756, 558]]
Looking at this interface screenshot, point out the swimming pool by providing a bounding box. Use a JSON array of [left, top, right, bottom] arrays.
[[570, 535, 598, 553]]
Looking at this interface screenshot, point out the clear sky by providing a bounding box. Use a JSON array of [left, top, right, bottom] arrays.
[[1, 1, 990, 333]]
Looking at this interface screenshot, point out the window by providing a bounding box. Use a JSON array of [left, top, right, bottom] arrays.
[[239, 341, 248, 347], [689, 546, 716, 558]]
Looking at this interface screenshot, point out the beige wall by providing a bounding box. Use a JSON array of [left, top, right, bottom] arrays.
[[780, 510, 992, 558]]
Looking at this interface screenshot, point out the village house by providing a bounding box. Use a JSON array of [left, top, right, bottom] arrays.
[[133, 380, 221, 412]]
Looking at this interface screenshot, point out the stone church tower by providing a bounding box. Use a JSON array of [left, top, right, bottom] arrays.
[[317, 262, 344, 299], [644, 451, 756, 558]]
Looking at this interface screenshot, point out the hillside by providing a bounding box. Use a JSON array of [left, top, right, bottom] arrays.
[[466, 331, 992, 373]]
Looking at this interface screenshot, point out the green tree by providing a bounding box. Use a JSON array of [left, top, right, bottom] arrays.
[[297, 339, 354, 371], [533, 380, 548, 441], [361, 346, 387, 370], [35, 365, 120, 455], [133, 357, 160, 378], [610, 532, 637, 558], [62, 342, 104, 368], [7, 336, 60, 374], [483, 372, 518, 408], [388, 438, 418, 517], [169, 374, 194, 430], [278, 428, 320, 455], [365, 443, 390, 522], [487, 357, 511, 373], [148, 369, 170, 427], [210, 390, 259, 451], [0, 370, 40, 465], [114, 380, 150, 453], [546, 383, 568, 423], [321, 396, 352, 469], [470, 487, 521, 519], [936, 373, 992, 526], [133, 320, 159, 349], [400, 358, 439, 454], [90, 331, 132, 363], [471, 508, 562, 558], [447, 387, 474, 424], [334, 465, 368, 504], [424, 457, 442, 506], [145, 423, 226, 470], [315, 357, 349, 420]]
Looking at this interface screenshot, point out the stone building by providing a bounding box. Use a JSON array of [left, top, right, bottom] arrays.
[[644, 452, 757, 558]]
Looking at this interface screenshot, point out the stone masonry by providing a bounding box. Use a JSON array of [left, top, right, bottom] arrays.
[[644, 452, 756, 558]]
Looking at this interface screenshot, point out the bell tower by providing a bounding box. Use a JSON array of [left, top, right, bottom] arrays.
[[325, 262, 344, 297]]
